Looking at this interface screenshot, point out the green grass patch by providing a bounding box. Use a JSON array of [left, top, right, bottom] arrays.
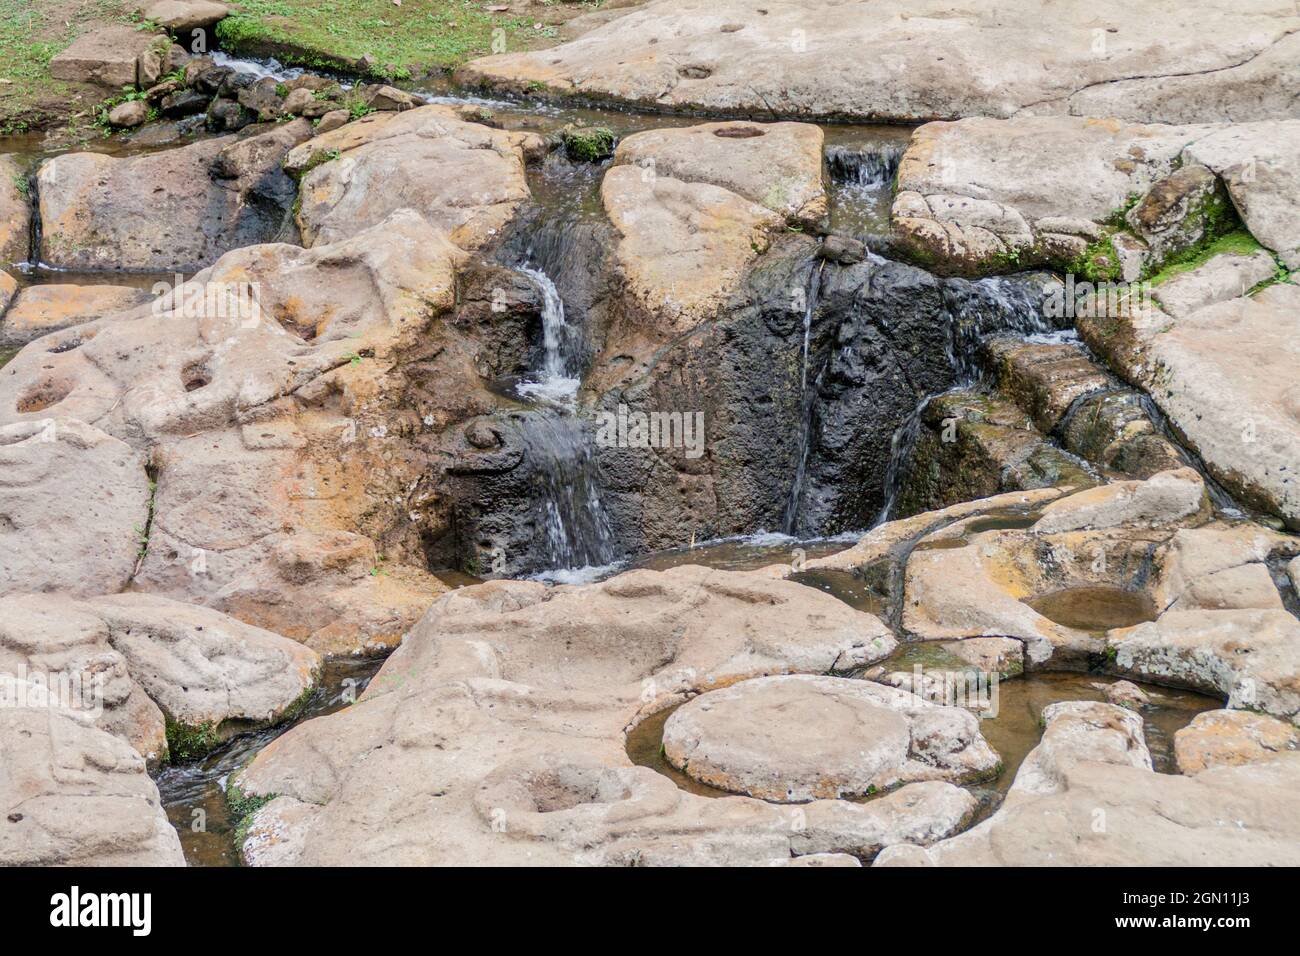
[[218, 0, 542, 76], [0, 0, 149, 133]]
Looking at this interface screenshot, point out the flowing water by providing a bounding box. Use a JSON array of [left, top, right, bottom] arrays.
[[515, 266, 581, 406], [157, 658, 384, 867], [873, 276, 1060, 525], [783, 260, 826, 534], [0, 54, 1253, 866]]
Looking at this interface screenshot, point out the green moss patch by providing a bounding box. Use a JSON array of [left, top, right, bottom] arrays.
[[1147, 229, 1267, 285], [165, 717, 221, 761], [559, 124, 616, 163], [226, 779, 278, 853]]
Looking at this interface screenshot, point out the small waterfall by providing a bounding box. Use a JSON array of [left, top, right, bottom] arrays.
[[511, 262, 617, 573], [516, 266, 580, 406], [826, 144, 905, 189], [520, 414, 618, 571], [873, 275, 1053, 526], [783, 261, 824, 534]]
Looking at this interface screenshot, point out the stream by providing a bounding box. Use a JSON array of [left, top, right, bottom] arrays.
[[0, 57, 1232, 866]]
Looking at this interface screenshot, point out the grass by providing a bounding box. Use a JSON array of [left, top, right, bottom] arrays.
[[0, 0, 153, 133], [217, 0, 548, 77]]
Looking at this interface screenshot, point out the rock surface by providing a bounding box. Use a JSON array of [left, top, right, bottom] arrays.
[[0, 708, 183, 866], [0, 592, 321, 761], [876, 701, 1300, 865], [285, 106, 537, 250], [48, 24, 162, 89], [459, 0, 1300, 125], [1080, 280, 1300, 529], [0, 284, 153, 347], [0, 418, 150, 599], [1175, 709, 1299, 774], [0, 155, 30, 269], [37, 120, 311, 273], [611, 121, 827, 228], [662, 674, 999, 801], [227, 566, 983, 866], [600, 164, 781, 334], [0, 211, 483, 655]]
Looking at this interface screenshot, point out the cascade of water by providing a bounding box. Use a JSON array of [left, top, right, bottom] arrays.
[[510, 263, 617, 572], [825, 144, 906, 189], [783, 261, 825, 534], [516, 266, 581, 406], [519, 413, 618, 571], [873, 276, 1053, 526]]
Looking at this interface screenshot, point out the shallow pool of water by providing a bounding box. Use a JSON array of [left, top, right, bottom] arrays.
[[1026, 585, 1158, 633], [625, 672, 1221, 816]]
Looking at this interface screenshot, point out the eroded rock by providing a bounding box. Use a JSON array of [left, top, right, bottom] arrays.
[[285, 106, 538, 250], [459, 0, 1300, 125], [0, 708, 183, 866], [37, 120, 311, 272], [227, 566, 974, 866], [661, 674, 998, 801], [877, 701, 1300, 865]]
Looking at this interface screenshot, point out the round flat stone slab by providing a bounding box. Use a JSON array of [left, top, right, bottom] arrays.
[[661, 674, 912, 802]]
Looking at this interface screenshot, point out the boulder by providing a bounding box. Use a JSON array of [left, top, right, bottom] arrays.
[[48, 24, 162, 89], [36, 120, 312, 273], [1183, 121, 1300, 269], [661, 674, 999, 801], [1150, 523, 1297, 613], [229, 566, 952, 866], [0, 155, 31, 268], [138, 0, 230, 31], [1080, 282, 1300, 529], [1110, 609, 1300, 723], [88, 592, 320, 749], [107, 100, 149, 129], [0, 708, 183, 865], [876, 702, 1300, 865], [458, 0, 1300, 125], [0, 418, 150, 600], [890, 116, 1225, 277], [1175, 709, 1299, 774], [0, 284, 153, 347], [0, 592, 320, 762], [0, 210, 536, 655], [1032, 467, 1205, 533], [600, 164, 781, 335], [284, 106, 538, 250], [611, 121, 827, 228], [0, 596, 166, 761]]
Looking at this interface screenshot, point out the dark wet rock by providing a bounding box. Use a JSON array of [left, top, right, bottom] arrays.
[[894, 389, 1097, 518], [206, 97, 255, 132], [159, 89, 210, 118], [194, 65, 234, 95], [237, 77, 286, 121]]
